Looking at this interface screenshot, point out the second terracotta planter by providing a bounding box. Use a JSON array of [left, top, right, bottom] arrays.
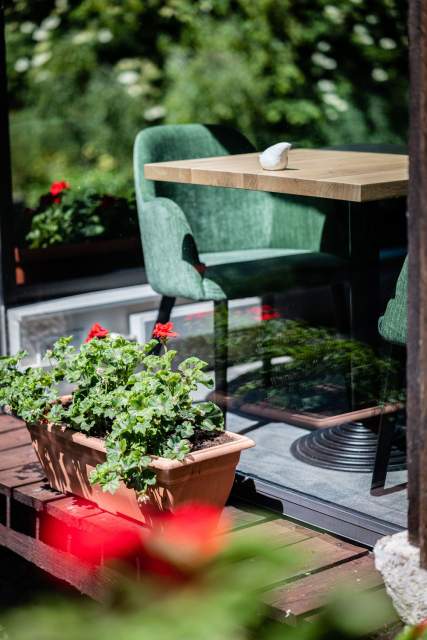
[[27, 422, 254, 524]]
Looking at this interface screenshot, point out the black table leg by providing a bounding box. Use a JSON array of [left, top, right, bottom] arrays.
[[291, 201, 406, 473]]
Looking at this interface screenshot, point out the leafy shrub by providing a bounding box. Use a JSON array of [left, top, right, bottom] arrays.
[[18, 180, 138, 248], [0, 323, 224, 495], [5, 0, 408, 202]]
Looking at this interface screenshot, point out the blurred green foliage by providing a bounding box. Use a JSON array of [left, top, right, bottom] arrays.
[[0, 522, 399, 640], [6, 0, 408, 203]]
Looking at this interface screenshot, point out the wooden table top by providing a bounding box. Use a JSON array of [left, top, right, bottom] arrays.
[[144, 149, 408, 203]]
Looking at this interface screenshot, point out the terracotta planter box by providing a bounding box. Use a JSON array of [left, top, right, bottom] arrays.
[[27, 421, 255, 523], [14, 236, 143, 286]]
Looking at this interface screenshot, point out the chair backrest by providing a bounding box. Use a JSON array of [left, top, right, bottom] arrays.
[[378, 257, 407, 346], [134, 123, 276, 253]]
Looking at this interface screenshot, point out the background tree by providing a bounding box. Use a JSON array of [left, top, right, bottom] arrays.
[[5, 0, 408, 202]]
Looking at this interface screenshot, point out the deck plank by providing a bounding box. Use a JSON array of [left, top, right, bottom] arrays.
[[0, 428, 32, 452], [228, 517, 314, 548], [12, 480, 64, 511], [0, 444, 38, 471], [265, 555, 383, 621], [45, 496, 103, 528], [223, 504, 275, 530], [0, 521, 114, 600], [268, 535, 368, 585], [0, 463, 46, 495], [0, 414, 25, 434]]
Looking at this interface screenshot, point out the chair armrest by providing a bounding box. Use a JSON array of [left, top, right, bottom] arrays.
[[136, 193, 205, 300]]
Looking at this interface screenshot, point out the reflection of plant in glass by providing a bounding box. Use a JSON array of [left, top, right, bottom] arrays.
[[0, 324, 224, 495], [232, 320, 404, 412], [177, 318, 404, 413], [20, 182, 138, 249]]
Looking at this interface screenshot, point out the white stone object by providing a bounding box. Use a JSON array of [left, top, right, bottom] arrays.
[[259, 142, 292, 171], [374, 530, 427, 625]]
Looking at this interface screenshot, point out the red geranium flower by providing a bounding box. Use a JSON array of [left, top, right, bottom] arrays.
[[249, 304, 280, 321], [152, 321, 177, 339], [84, 322, 109, 343], [50, 180, 70, 197], [411, 620, 427, 638]]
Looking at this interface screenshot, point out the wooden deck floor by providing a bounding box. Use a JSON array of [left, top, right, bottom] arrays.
[[0, 414, 396, 625]]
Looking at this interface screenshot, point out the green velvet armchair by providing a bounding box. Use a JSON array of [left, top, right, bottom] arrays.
[[133, 124, 347, 405], [372, 257, 407, 492]]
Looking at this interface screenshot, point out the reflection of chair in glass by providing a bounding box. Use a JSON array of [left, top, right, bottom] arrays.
[[372, 257, 407, 492], [133, 124, 347, 409]]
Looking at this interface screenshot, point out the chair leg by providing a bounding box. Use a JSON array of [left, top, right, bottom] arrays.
[[371, 343, 396, 493], [371, 415, 397, 493], [213, 300, 229, 422], [153, 295, 176, 354]]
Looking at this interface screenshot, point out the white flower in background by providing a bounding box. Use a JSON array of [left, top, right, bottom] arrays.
[[317, 79, 336, 93], [317, 41, 331, 52], [325, 108, 339, 121], [127, 85, 144, 98], [72, 31, 94, 45], [311, 52, 337, 70], [33, 28, 49, 42], [350, 0, 362, 4], [32, 52, 51, 67], [97, 29, 113, 43], [380, 38, 397, 50], [117, 70, 139, 85], [97, 154, 116, 171], [34, 70, 51, 82], [116, 58, 140, 71], [372, 67, 388, 82], [323, 93, 349, 112], [20, 21, 36, 34], [366, 14, 379, 25], [324, 5, 344, 24], [56, 0, 68, 11], [41, 15, 60, 30], [353, 24, 374, 46], [14, 57, 30, 73], [144, 105, 166, 121]]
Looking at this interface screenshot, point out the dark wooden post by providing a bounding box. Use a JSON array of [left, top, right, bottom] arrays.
[[0, 1, 14, 354], [407, 0, 427, 566]]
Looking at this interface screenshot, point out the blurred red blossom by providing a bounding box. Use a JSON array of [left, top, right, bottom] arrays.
[[249, 304, 280, 321]]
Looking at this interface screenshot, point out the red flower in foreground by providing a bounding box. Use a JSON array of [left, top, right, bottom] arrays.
[[152, 321, 177, 340], [145, 503, 226, 573], [50, 180, 70, 197], [411, 620, 427, 639], [39, 502, 227, 580], [84, 322, 109, 343]]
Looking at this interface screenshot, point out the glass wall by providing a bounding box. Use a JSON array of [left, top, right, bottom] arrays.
[[5, 0, 409, 530]]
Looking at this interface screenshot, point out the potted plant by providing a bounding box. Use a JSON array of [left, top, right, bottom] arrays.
[[14, 181, 143, 285], [0, 322, 254, 523]]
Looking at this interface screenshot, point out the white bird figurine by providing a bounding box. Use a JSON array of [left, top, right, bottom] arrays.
[[259, 142, 292, 171]]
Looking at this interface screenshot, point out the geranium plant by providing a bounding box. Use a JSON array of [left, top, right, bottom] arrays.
[[21, 181, 138, 249], [0, 323, 224, 495]]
